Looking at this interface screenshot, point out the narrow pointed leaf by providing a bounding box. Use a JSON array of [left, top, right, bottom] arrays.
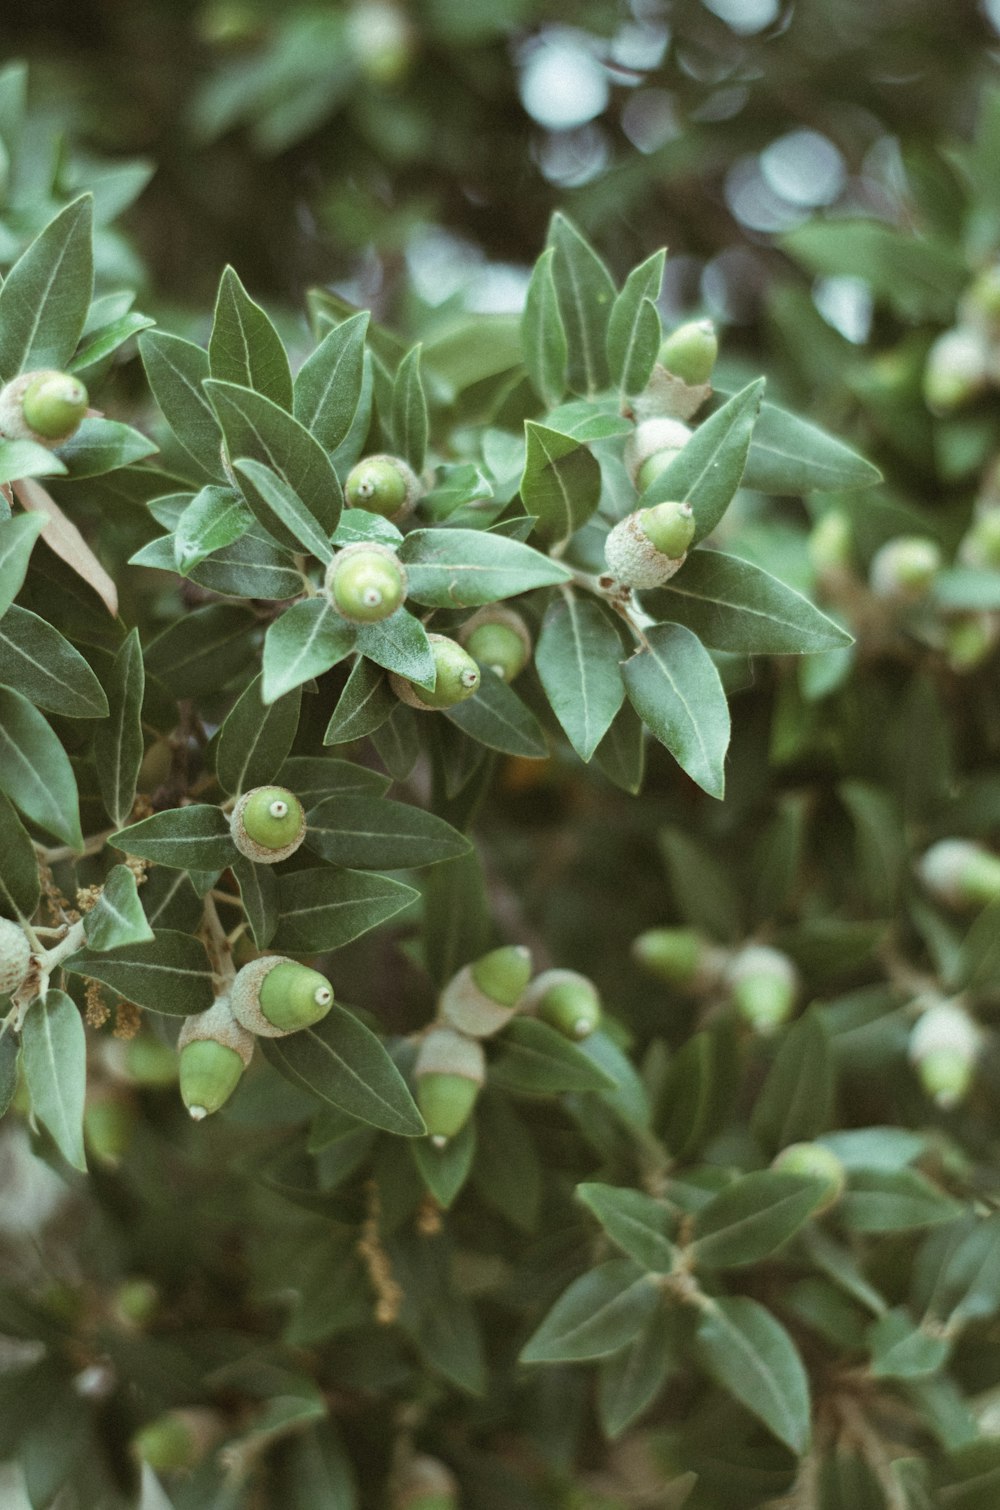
[[546, 212, 616, 395], [21, 991, 87, 1171], [443, 667, 548, 758], [323, 657, 395, 744], [640, 380, 765, 543], [693, 1297, 811, 1454], [139, 331, 224, 478], [520, 1259, 659, 1363], [272, 868, 418, 953], [577, 1183, 677, 1272], [304, 795, 470, 869], [622, 623, 730, 798], [174, 485, 252, 573], [691, 1171, 833, 1269], [111, 805, 236, 870], [607, 250, 665, 392], [83, 865, 154, 951], [0, 606, 108, 717], [64, 931, 216, 1015], [231, 852, 278, 948], [209, 265, 293, 408], [536, 594, 624, 759], [233, 457, 335, 562], [0, 512, 45, 618], [522, 247, 568, 406], [262, 599, 355, 704], [0, 197, 93, 378], [0, 687, 82, 848], [216, 673, 302, 795], [399, 527, 570, 607], [293, 311, 369, 451], [392, 343, 428, 472], [743, 402, 882, 494], [93, 628, 144, 828], [520, 422, 602, 549]]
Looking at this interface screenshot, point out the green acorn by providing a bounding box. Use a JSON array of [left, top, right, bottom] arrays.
[[83, 1090, 137, 1167], [725, 945, 798, 1035], [658, 319, 718, 387], [0, 369, 89, 446], [524, 968, 602, 1040], [909, 1000, 980, 1109], [390, 633, 481, 710], [111, 1277, 160, 1330], [414, 1027, 485, 1147], [771, 1142, 846, 1212], [0, 917, 32, 996], [943, 612, 999, 673], [807, 509, 854, 585], [631, 927, 726, 994], [177, 998, 255, 1119], [923, 328, 989, 413], [344, 453, 421, 520], [393, 1454, 460, 1509], [604, 502, 695, 590], [230, 955, 335, 1038], [869, 536, 942, 602], [324, 542, 408, 624], [458, 606, 533, 682], [959, 510, 1000, 570], [347, 2, 415, 86], [961, 263, 1000, 331], [132, 1409, 220, 1472], [623, 416, 692, 491], [122, 1032, 180, 1087], [230, 785, 306, 864], [440, 944, 532, 1037], [917, 839, 1000, 910]]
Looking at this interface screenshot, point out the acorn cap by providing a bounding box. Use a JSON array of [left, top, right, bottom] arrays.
[[390, 634, 481, 710], [658, 319, 718, 387], [177, 997, 255, 1118], [523, 968, 601, 1040], [415, 1027, 485, 1146], [771, 1142, 846, 1211], [230, 785, 306, 864], [623, 417, 692, 487], [458, 606, 533, 682], [0, 369, 89, 446], [325, 542, 408, 624], [869, 537, 942, 601], [440, 946, 532, 1038], [0, 916, 32, 995], [725, 945, 798, 1035], [395, 1454, 459, 1510], [344, 454, 421, 521], [604, 508, 690, 589], [918, 839, 1000, 910]]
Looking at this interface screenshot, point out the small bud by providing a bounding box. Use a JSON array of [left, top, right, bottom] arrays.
[[394, 1454, 460, 1509], [631, 927, 725, 994], [177, 997, 255, 1118], [943, 612, 999, 673], [230, 785, 306, 864], [440, 945, 532, 1038], [726, 945, 798, 1034], [623, 417, 692, 489], [869, 537, 942, 602], [909, 1000, 980, 1108], [604, 503, 694, 590], [0, 369, 89, 446], [0, 917, 32, 995], [917, 838, 1000, 910], [771, 1142, 846, 1211], [959, 510, 1000, 570], [659, 319, 718, 387], [344, 454, 421, 521], [923, 328, 989, 413], [414, 1027, 485, 1146], [458, 606, 533, 682], [230, 955, 335, 1038], [325, 542, 408, 624], [390, 633, 481, 710], [83, 1091, 137, 1167], [523, 968, 602, 1040]]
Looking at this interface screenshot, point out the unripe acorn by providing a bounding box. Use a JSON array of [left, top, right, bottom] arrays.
[[83, 1090, 137, 1167], [230, 785, 306, 864], [909, 1000, 980, 1109], [959, 510, 1000, 570], [112, 1277, 160, 1330], [623, 417, 692, 490], [658, 319, 718, 387], [344, 453, 421, 520], [0, 369, 89, 446], [390, 633, 481, 710], [961, 263, 1000, 329], [0, 916, 32, 995], [725, 944, 798, 1035], [808, 509, 854, 582], [414, 1027, 485, 1147], [631, 927, 726, 994], [347, 2, 414, 87], [177, 998, 255, 1119], [324, 542, 408, 624], [394, 1454, 460, 1510], [943, 612, 999, 673], [458, 606, 532, 683], [604, 502, 695, 590], [923, 328, 989, 413], [132, 1408, 220, 1472], [771, 1142, 846, 1212], [440, 944, 533, 1038], [523, 968, 602, 1040], [230, 955, 335, 1038], [918, 838, 1000, 910], [869, 536, 942, 602]]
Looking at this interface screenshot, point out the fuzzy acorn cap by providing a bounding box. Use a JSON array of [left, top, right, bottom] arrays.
[[725, 944, 799, 1035], [0, 917, 31, 996], [394, 1454, 459, 1510], [659, 319, 718, 387], [324, 542, 408, 624], [177, 997, 255, 1121], [458, 606, 533, 682], [604, 503, 694, 590], [230, 955, 335, 1038], [771, 1142, 846, 1211], [869, 537, 942, 601], [230, 786, 306, 864], [390, 634, 481, 710], [523, 968, 602, 1040], [918, 838, 1000, 910], [909, 1000, 981, 1108], [623, 417, 692, 488], [344, 453, 421, 521], [440, 945, 532, 1038], [414, 1027, 485, 1146], [0, 369, 89, 446], [631, 927, 725, 993]]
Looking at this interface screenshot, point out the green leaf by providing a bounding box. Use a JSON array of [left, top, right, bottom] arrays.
[[0, 197, 93, 378], [422, 850, 490, 988], [83, 865, 155, 951], [93, 629, 144, 828], [261, 1006, 424, 1135], [188, 532, 303, 601], [323, 657, 395, 744], [443, 667, 548, 758], [144, 602, 258, 696], [209, 265, 293, 408], [520, 1259, 659, 1363], [640, 380, 765, 543], [350, 704, 415, 781], [932, 568, 1000, 612], [593, 700, 646, 794], [598, 1307, 676, 1440], [621, 623, 730, 798], [111, 805, 236, 870], [231, 852, 278, 949], [751, 1011, 835, 1154], [277, 756, 390, 804], [607, 250, 665, 394], [576, 1183, 676, 1272], [520, 422, 602, 549], [272, 868, 418, 953], [392, 343, 428, 473], [742, 402, 881, 494], [399, 527, 570, 608], [955, 898, 1000, 996], [0, 513, 45, 618], [840, 1169, 963, 1233], [867, 1309, 949, 1379], [645, 550, 853, 654], [21, 991, 87, 1171], [692, 1296, 811, 1454], [293, 311, 369, 452], [536, 594, 625, 760], [0, 606, 108, 718], [139, 330, 223, 478], [839, 781, 906, 910], [913, 1215, 1000, 1328], [690, 1171, 832, 1269], [216, 673, 301, 795], [54, 418, 157, 478], [354, 609, 435, 688], [0, 439, 67, 485], [0, 1033, 18, 1120], [0, 790, 41, 919], [233, 457, 335, 562], [412, 1119, 476, 1208], [69, 309, 155, 379], [262, 600, 355, 704], [490, 1016, 617, 1094], [522, 247, 568, 407], [304, 795, 469, 869], [0, 687, 82, 849], [173, 485, 252, 574], [546, 212, 616, 396], [64, 930, 216, 1016]]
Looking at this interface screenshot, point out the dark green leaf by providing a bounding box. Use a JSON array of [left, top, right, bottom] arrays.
[[840, 1170, 962, 1233], [607, 250, 665, 395], [692, 1296, 811, 1454], [576, 1183, 676, 1272], [233, 457, 335, 562], [293, 311, 369, 452], [304, 795, 469, 869], [742, 402, 882, 494], [262, 599, 355, 705], [354, 609, 435, 688], [443, 667, 548, 758], [232, 852, 278, 948], [622, 623, 730, 798], [399, 527, 570, 607], [0, 687, 82, 849], [0, 605, 108, 717], [392, 343, 428, 472], [536, 594, 625, 760], [0, 513, 45, 619], [640, 380, 765, 543], [216, 673, 301, 794], [520, 422, 602, 549], [490, 1017, 617, 1094], [598, 1307, 676, 1440], [93, 629, 144, 828], [0, 790, 40, 918], [139, 330, 223, 478], [272, 868, 418, 953], [144, 602, 258, 696], [546, 212, 616, 395], [54, 418, 157, 478], [111, 805, 235, 870], [64, 930, 215, 1016], [21, 990, 87, 1171], [691, 1171, 832, 1269], [83, 865, 154, 951], [209, 265, 293, 408], [323, 657, 395, 744], [522, 247, 568, 407], [173, 485, 253, 574], [0, 197, 93, 378], [520, 1259, 659, 1363]]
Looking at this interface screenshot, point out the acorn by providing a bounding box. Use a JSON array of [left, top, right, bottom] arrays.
[[414, 1027, 485, 1147], [324, 542, 408, 624], [390, 634, 481, 710], [623, 417, 692, 492], [458, 606, 533, 683], [807, 509, 854, 586], [347, 2, 415, 86], [393, 1454, 460, 1509], [230, 955, 335, 1038], [132, 1409, 221, 1472], [0, 369, 89, 446], [0, 917, 32, 996], [344, 454, 421, 521], [943, 612, 999, 673], [111, 1277, 160, 1330], [631, 927, 727, 994], [725, 945, 798, 1035], [83, 1090, 137, 1167], [604, 501, 695, 589], [771, 1142, 846, 1212], [923, 328, 989, 413], [523, 968, 602, 1040], [440, 945, 533, 1038], [909, 1000, 981, 1109], [122, 1032, 179, 1087], [959, 509, 1000, 570], [229, 785, 306, 864], [869, 537, 942, 602], [658, 319, 718, 387], [177, 998, 255, 1119], [917, 838, 1000, 910], [960, 263, 1000, 333]]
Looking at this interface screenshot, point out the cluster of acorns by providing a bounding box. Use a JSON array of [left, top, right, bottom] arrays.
[[632, 928, 800, 1038]]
